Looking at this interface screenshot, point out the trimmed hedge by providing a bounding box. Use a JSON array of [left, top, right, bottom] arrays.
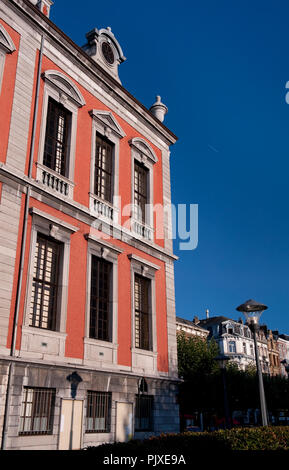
[[85, 427, 289, 453]]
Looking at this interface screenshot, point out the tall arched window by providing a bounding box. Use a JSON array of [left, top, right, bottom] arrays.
[[36, 70, 85, 199]]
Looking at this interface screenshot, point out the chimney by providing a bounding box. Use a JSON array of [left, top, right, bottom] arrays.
[[206, 309, 210, 319], [193, 316, 200, 325], [29, 0, 53, 18], [149, 96, 168, 123]]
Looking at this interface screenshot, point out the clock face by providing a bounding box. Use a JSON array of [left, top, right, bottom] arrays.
[[102, 42, 115, 65]]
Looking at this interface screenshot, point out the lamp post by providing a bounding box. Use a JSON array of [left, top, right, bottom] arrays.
[[236, 299, 268, 426], [66, 372, 83, 450], [215, 355, 231, 429]]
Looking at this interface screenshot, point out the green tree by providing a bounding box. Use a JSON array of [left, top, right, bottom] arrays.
[[177, 332, 219, 379], [177, 332, 289, 427], [177, 333, 221, 426]]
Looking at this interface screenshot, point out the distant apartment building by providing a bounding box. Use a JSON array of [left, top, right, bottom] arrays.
[[261, 327, 281, 376], [276, 334, 289, 377], [176, 316, 209, 341], [199, 316, 270, 373]]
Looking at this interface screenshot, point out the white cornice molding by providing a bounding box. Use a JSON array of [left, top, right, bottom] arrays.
[[89, 109, 126, 139], [128, 253, 160, 271], [129, 137, 158, 164], [84, 233, 123, 255], [29, 206, 79, 233], [42, 70, 86, 107]]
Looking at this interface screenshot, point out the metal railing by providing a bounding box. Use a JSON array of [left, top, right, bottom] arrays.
[[86, 391, 111, 433], [19, 387, 55, 436]]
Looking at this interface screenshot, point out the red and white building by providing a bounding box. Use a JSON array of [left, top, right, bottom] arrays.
[[0, 0, 179, 449]]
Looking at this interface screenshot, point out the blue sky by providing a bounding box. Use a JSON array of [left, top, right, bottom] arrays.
[[51, 0, 289, 333]]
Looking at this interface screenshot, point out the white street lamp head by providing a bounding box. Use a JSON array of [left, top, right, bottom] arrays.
[[236, 299, 268, 326]]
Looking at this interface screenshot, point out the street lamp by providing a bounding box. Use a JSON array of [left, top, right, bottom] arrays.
[[236, 299, 268, 426], [215, 355, 231, 429], [66, 372, 83, 450]]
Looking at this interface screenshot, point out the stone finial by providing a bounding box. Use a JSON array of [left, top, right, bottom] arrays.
[[28, 0, 53, 18], [149, 96, 168, 123]]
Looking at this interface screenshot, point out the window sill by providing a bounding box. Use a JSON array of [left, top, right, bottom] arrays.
[[83, 337, 118, 365], [20, 326, 67, 358], [22, 326, 67, 339], [85, 430, 111, 434], [131, 348, 157, 357]]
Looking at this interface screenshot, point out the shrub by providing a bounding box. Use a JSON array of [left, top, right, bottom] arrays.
[[85, 426, 289, 455]]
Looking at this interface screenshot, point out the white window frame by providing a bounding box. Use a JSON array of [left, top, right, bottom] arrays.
[[84, 233, 123, 366], [36, 70, 85, 199], [0, 49, 5, 95], [129, 138, 158, 241], [228, 340, 236, 354], [0, 24, 16, 95], [21, 207, 78, 358], [128, 254, 159, 373], [89, 110, 125, 225]]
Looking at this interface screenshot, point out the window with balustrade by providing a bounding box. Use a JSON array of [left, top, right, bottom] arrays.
[[129, 138, 158, 241], [88, 111, 126, 223], [43, 97, 72, 177], [37, 70, 85, 199], [134, 160, 148, 224]]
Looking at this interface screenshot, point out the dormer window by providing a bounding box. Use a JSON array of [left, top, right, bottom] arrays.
[[82, 27, 126, 84]]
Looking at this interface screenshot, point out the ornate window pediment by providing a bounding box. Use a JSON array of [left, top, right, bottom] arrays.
[[42, 70, 86, 108], [0, 24, 16, 54], [89, 109, 126, 139], [129, 137, 158, 164]]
